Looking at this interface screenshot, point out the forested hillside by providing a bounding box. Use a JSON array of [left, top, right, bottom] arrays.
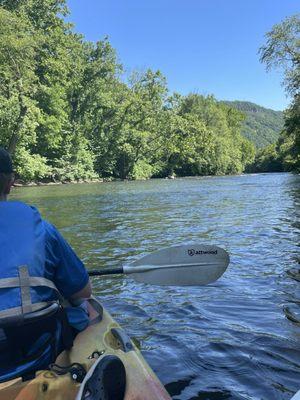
[[0, 0, 255, 182], [224, 101, 284, 148]]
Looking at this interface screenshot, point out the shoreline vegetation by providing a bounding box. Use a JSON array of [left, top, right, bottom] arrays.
[[13, 171, 293, 189], [0, 2, 299, 183]]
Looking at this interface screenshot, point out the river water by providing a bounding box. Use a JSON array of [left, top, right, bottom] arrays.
[[12, 173, 300, 400]]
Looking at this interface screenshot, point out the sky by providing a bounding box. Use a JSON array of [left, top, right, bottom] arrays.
[[66, 0, 299, 111]]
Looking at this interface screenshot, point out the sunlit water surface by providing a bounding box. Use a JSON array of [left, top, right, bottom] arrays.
[[12, 173, 300, 399]]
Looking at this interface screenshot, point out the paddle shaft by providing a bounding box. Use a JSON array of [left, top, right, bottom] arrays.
[[89, 262, 222, 276], [89, 267, 124, 276]]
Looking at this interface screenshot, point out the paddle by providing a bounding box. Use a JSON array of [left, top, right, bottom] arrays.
[[88, 244, 230, 286]]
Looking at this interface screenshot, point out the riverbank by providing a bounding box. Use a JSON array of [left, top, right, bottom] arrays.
[[13, 178, 105, 187], [13, 174, 177, 187], [13, 171, 292, 188]]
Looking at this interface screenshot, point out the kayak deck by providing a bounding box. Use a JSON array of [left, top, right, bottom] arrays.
[[0, 298, 171, 400]]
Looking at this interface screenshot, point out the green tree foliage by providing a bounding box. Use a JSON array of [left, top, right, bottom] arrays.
[[247, 144, 283, 173], [152, 94, 255, 177], [260, 15, 300, 96], [0, 9, 39, 153], [175, 95, 255, 176], [277, 101, 300, 171], [0, 0, 96, 180], [259, 14, 300, 172], [0, 1, 256, 182]]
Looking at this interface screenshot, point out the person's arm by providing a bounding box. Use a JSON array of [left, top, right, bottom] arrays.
[[44, 220, 92, 301], [70, 281, 92, 301]]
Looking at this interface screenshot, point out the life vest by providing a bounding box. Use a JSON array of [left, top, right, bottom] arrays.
[[0, 201, 60, 317], [0, 201, 73, 382]]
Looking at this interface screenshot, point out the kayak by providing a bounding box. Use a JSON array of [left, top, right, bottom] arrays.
[[0, 297, 171, 400]]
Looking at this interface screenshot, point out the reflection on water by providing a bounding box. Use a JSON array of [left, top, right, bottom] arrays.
[[12, 173, 300, 399]]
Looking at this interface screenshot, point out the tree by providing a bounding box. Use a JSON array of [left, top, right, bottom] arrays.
[[174, 94, 255, 175], [247, 144, 283, 173], [0, 8, 40, 154], [259, 14, 300, 96], [259, 14, 300, 172], [0, 0, 96, 181]]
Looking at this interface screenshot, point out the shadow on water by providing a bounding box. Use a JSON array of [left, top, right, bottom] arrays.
[[12, 173, 300, 399]]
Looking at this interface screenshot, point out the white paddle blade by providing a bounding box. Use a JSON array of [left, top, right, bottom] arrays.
[[124, 244, 230, 286]]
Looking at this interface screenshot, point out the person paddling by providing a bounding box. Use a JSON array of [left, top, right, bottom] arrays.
[[0, 147, 92, 382]]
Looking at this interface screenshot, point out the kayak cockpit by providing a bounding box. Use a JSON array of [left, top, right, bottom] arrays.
[[0, 297, 171, 400]]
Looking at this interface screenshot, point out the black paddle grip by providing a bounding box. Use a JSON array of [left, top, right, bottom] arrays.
[[88, 268, 124, 277]]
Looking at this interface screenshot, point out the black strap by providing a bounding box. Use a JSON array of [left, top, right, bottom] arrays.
[[57, 306, 74, 351], [49, 362, 86, 383]]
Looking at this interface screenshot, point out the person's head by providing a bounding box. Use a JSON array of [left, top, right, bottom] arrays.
[[0, 148, 14, 200]]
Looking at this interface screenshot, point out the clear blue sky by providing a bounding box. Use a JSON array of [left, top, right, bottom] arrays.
[[66, 0, 299, 111]]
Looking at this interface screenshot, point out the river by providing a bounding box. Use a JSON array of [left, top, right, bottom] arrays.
[[12, 172, 300, 400]]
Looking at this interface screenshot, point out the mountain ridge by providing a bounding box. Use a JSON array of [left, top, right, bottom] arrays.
[[223, 100, 284, 148]]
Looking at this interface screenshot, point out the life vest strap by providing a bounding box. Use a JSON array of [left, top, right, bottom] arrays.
[[0, 302, 50, 319], [0, 264, 64, 320], [0, 275, 59, 292], [0, 265, 63, 318], [18, 266, 32, 314]]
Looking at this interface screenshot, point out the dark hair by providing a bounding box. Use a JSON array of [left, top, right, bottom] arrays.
[[0, 148, 13, 173], [0, 148, 13, 195]]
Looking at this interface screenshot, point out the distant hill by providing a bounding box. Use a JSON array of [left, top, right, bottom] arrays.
[[223, 101, 284, 148]]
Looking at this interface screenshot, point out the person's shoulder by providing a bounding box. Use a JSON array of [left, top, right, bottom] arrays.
[[4, 200, 31, 208], [42, 219, 56, 234], [10, 202, 49, 230], [3, 201, 41, 217], [42, 219, 62, 244]]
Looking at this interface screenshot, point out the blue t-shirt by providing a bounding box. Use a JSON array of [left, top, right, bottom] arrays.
[[43, 220, 89, 299]]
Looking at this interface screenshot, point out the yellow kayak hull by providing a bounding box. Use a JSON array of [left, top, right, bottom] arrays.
[[0, 298, 171, 400]]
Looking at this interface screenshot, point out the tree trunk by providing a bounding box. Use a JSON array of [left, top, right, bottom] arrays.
[[8, 94, 27, 155]]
